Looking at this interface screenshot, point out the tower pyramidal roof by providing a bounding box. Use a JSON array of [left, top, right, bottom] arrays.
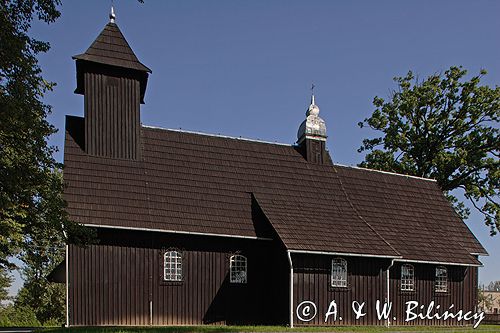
[[73, 7, 151, 73]]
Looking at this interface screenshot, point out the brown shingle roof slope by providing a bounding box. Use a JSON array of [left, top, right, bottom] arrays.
[[73, 22, 151, 73], [64, 117, 485, 265], [334, 165, 487, 263]]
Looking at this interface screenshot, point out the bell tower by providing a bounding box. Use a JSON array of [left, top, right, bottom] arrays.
[[73, 7, 151, 159]]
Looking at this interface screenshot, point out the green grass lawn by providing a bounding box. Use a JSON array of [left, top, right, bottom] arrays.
[[39, 325, 500, 333]]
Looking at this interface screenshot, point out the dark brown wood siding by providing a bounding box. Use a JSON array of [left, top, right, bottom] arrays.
[[67, 230, 478, 327], [84, 71, 140, 159], [68, 229, 288, 326], [389, 262, 478, 326], [296, 138, 332, 165], [292, 254, 388, 326], [292, 256, 478, 327], [69, 243, 151, 325]]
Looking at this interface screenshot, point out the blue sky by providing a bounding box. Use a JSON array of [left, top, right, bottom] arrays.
[[10, 0, 499, 295]]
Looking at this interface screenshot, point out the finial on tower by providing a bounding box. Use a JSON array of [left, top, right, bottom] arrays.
[[109, 5, 116, 23], [307, 83, 320, 117], [311, 83, 316, 105]]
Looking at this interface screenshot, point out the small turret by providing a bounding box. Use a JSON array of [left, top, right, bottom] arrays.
[[296, 89, 331, 164]]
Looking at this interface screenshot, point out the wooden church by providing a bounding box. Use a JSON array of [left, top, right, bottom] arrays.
[[52, 9, 488, 327]]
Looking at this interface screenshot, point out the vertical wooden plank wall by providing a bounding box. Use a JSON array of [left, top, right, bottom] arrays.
[[84, 72, 140, 159], [389, 262, 477, 326], [292, 256, 477, 327], [68, 241, 478, 326], [68, 238, 288, 326], [292, 254, 387, 326], [69, 244, 151, 326]]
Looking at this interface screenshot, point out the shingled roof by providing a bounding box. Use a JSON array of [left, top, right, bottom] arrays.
[[73, 22, 151, 73], [64, 116, 486, 266]]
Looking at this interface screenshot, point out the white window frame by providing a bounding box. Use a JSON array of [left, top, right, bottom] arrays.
[[230, 254, 247, 284], [435, 266, 448, 293], [401, 264, 415, 291], [331, 258, 347, 288], [163, 250, 182, 281]]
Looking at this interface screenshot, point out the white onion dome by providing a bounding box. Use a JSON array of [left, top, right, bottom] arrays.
[[307, 95, 320, 116], [297, 94, 327, 142]]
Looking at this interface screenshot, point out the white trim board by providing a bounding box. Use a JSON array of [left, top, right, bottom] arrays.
[[471, 252, 489, 256], [288, 249, 402, 259], [393, 258, 482, 267], [288, 250, 481, 267]]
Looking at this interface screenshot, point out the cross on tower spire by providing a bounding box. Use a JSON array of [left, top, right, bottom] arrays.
[[109, 4, 116, 23]]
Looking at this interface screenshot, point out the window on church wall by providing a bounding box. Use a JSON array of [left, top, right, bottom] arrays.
[[164, 250, 182, 281], [435, 266, 448, 292], [230, 255, 247, 284], [401, 264, 415, 291], [331, 258, 347, 287]]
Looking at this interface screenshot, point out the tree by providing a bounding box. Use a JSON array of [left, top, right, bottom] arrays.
[[1, 0, 93, 324], [0, 304, 41, 327], [0, 0, 93, 270], [478, 288, 494, 312], [487, 280, 500, 291], [358, 66, 500, 235], [0, 268, 12, 305], [15, 238, 65, 325]]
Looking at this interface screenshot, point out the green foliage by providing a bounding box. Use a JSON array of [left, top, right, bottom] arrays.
[[1, 0, 97, 325], [0, 0, 93, 270], [0, 268, 12, 304], [13, 213, 66, 325], [15, 282, 65, 326], [0, 304, 41, 327], [359, 66, 500, 234]]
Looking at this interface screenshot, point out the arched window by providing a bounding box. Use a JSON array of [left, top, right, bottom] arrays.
[[435, 266, 448, 292], [401, 264, 415, 291], [164, 250, 182, 281], [331, 258, 347, 287], [230, 255, 247, 283]]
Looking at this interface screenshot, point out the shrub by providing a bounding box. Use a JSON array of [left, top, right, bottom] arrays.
[[0, 304, 41, 327]]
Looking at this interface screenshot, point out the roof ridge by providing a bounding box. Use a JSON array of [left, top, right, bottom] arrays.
[[142, 125, 293, 147], [144, 126, 437, 182], [334, 163, 437, 182]]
